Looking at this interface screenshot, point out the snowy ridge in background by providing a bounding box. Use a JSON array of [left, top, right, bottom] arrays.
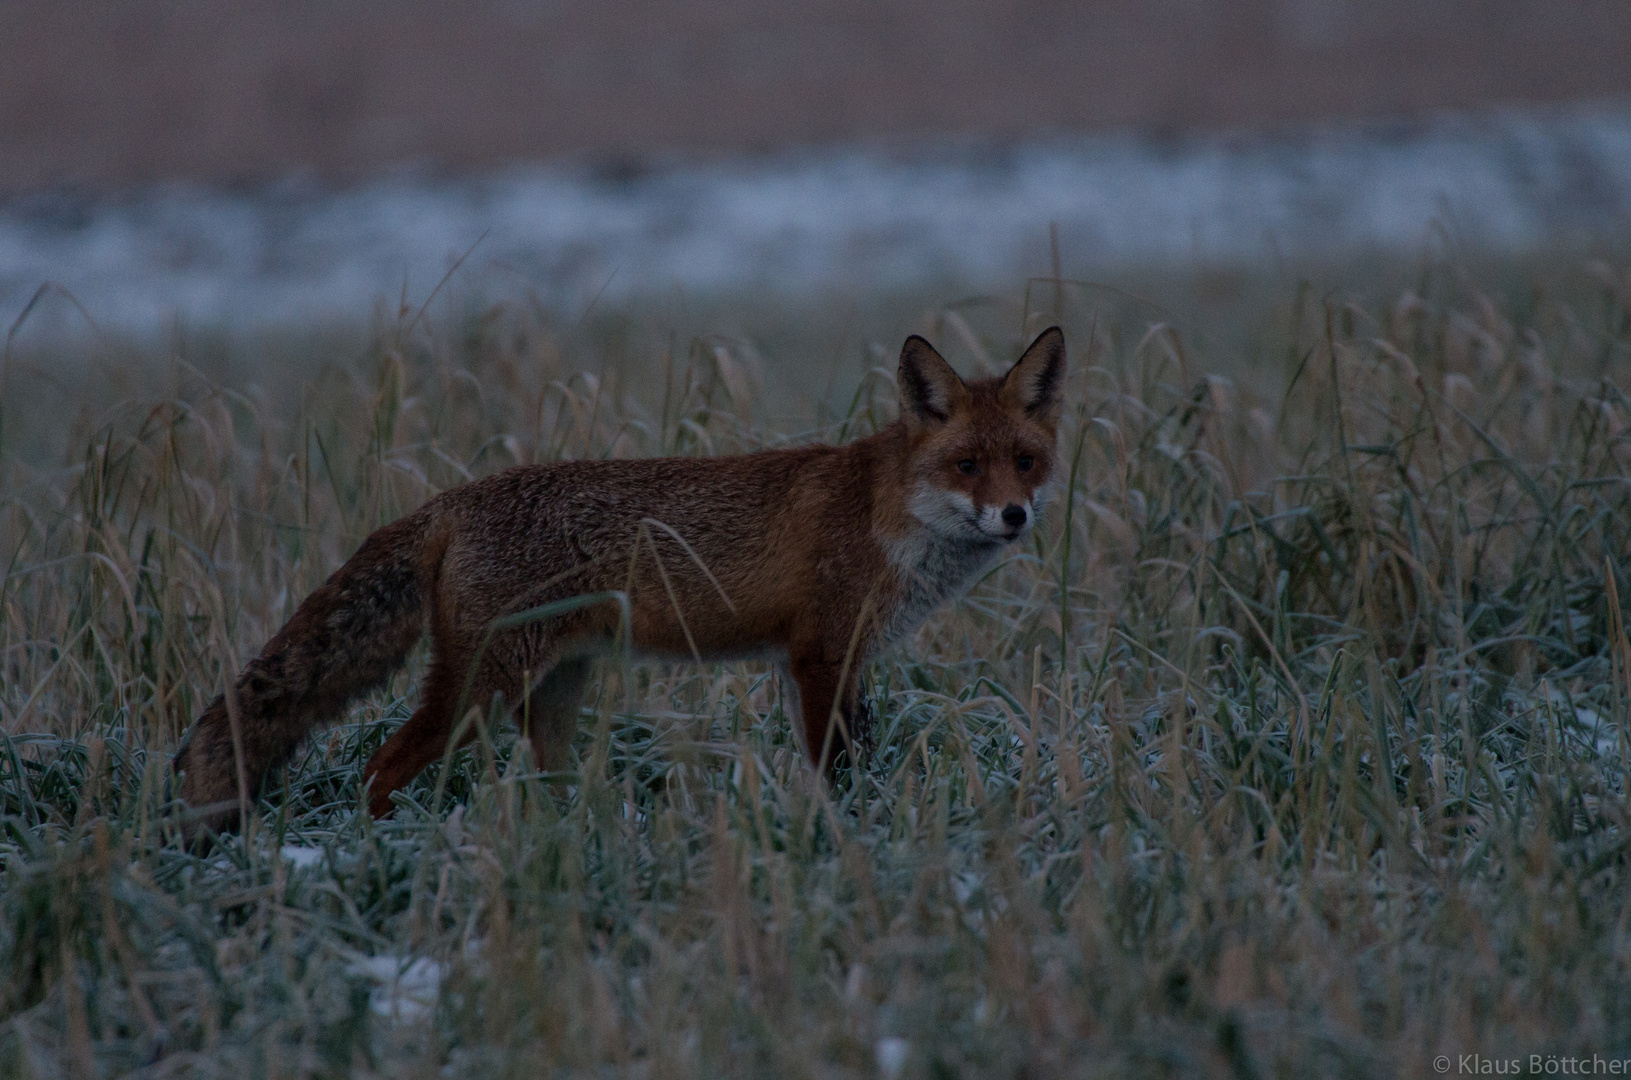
[[2, 105, 1630, 340]]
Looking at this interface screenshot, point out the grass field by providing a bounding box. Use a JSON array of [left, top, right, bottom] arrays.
[[3, 260, 1631, 1078]]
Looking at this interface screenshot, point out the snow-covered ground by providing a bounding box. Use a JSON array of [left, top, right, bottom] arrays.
[[3, 105, 1629, 340]]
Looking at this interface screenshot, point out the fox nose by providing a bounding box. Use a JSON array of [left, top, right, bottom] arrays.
[[1001, 504, 1028, 529]]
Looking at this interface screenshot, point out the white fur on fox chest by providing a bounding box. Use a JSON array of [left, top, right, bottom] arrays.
[[879, 527, 1005, 646]]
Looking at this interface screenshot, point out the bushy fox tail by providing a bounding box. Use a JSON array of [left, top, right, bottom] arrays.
[[173, 509, 439, 837]]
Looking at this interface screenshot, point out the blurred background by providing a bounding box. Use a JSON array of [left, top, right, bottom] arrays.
[[2, 0, 1630, 339]]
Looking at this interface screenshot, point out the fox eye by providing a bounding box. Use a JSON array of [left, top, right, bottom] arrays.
[[957, 459, 978, 475], [1017, 455, 1034, 472]]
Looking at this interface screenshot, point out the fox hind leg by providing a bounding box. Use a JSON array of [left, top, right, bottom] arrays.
[[361, 648, 471, 818], [362, 633, 599, 816], [510, 609, 615, 776], [520, 657, 593, 772]]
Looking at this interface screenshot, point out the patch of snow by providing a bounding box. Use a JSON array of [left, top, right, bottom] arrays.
[[278, 844, 325, 869], [349, 955, 446, 1023], [1574, 706, 1622, 758], [3, 105, 1629, 341], [875, 1036, 911, 1078]]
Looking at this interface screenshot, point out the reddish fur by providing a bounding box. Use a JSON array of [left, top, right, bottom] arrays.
[[172, 328, 1066, 835]]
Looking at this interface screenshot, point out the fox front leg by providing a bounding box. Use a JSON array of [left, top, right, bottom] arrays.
[[785, 653, 871, 781]]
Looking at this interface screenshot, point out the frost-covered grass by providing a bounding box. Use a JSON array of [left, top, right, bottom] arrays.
[[3, 264, 1631, 1077]]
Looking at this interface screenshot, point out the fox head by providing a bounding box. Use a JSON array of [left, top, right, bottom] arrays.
[[896, 326, 1066, 545]]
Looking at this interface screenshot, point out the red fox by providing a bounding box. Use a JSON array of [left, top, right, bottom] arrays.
[[172, 327, 1066, 833]]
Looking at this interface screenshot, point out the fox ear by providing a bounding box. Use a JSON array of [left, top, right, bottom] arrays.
[[1001, 326, 1066, 422], [898, 335, 969, 427]]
